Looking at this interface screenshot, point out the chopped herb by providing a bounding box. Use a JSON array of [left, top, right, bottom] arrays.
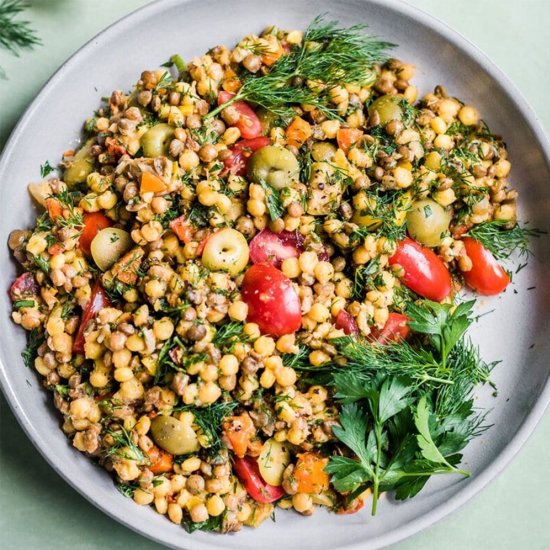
[[33, 254, 50, 274], [21, 328, 44, 369], [212, 321, 248, 349], [466, 220, 545, 261], [182, 511, 224, 533], [40, 160, 55, 178], [13, 299, 35, 309], [259, 180, 284, 221], [117, 482, 139, 499]]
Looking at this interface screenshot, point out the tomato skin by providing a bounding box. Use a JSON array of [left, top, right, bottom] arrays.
[[218, 91, 262, 139], [336, 498, 365, 515], [79, 212, 112, 256], [461, 237, 510, 295], [334, 310, 359, 336], [241, 263, 302, 337], [9, 272, 39, 301], [370, 312, 410, 343], [73, 280, 111, 352], [222, 136, 270, 176], [233, 455, 285, 503], [146, 446, 174, 474], [249, 229, 303, 267], [389, 238, 452, 301]]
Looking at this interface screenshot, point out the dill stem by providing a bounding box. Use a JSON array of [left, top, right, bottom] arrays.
[[204, 92, 244, 119]]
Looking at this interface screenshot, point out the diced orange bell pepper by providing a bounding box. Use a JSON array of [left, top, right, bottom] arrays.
[[285, 116, 312, 148], [222, 412, 256, 458], [337, 128, 364, 154], [146, 446, 174, 474], [261, 43, 285, 66], [45, 197, 64, 220], [222, 67, 242, 93], [294, 452, 330, 494], [140, 171, 167, 194], [169, 215, 195, 243]]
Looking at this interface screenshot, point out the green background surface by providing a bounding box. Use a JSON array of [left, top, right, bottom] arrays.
[[0, 1, 549, 548]]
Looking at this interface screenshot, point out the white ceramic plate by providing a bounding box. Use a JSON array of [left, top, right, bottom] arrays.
[[1, 1, 549, 548]]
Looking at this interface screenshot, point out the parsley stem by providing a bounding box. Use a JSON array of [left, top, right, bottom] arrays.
[[371, 420, 383, 516]]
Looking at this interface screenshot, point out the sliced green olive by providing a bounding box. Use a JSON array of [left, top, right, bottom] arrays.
[[141, 123, 175, 158], [247, 145, 299, 190], [406, 199, 451, 246], [150, 415, 199, 455], [256, 108, 280, 135], [201, 228, 249, 276], [90, 228, 132, 271], [258, 438, 290, 486], [63, 138, 95, 187], [368, 95, 403, 125], [311, 142, 337, 162]]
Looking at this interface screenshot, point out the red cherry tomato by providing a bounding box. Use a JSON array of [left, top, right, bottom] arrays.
[[369, 312, 410, 343], [389, 238, 452, 302], [241, 263, 302, 337], [249, 229, 303, 268], [228, 137, 270, 176], [334, 310, 359, 336], [73, 280, 111, 353], [233, 455, 285, 503], [461, 237, 510, 295], [222, 136, 270, 176], [79, 212, 112, 256], [218, 91, 262, 139], [9, 272, 39, 301]]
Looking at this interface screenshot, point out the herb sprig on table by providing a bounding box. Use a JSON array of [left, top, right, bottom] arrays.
[[327, 299, 495, 514], [0, 0, 41, 79]]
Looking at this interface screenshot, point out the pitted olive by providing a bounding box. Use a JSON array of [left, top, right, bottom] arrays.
[[150, 415, 199, 455], [247, 145, 299, 190], [141, 123, 175, 158]]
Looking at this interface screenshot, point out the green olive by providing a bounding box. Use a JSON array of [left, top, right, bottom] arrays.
[[311, 142, 337, 162], [141, 123, 175, 158], [63, 138, 95, 187], [150, 415, 199, 455], [90, 228, 132, 272], [256, 108, 279, 135], [201, 228, 249, 276], [368, 95, 403, 125], [406, 199, 451, 246], [247, 145, 299, 190]]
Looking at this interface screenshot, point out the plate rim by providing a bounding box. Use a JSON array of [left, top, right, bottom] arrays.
[[0, 0, 549, 549]]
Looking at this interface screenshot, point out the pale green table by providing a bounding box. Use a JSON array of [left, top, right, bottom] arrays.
[[0, 1, 549, 548]]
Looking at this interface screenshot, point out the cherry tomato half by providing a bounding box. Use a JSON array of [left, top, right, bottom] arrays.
[[389, 237, 452, 302], [233, 455, 285, 503], [334, 310, 359, 336], [461, 237, 510, 295], [241, 263, 302, 337], [218, 91, 262, 139], [249, 229, 303, 268], [79, 212, 112, 256], [9, 272, 39, 301], [222, 136, 270, 176], [369, 312, 410, 343], [73, 280, 111, 353]]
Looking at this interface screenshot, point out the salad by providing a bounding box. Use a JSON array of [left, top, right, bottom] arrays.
[[7, 17, 541, 533]]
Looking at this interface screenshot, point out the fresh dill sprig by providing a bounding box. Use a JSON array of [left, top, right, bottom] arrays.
[[0, 0, 41, 78], [184, 401, 238, 455], [21, 328, 43, 368], [104, 426, 146, 462], [206, 16, 393, 119], [281, 345, 310, 369], [466, 220, 546, 261], [212, 321, 248, 349]]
